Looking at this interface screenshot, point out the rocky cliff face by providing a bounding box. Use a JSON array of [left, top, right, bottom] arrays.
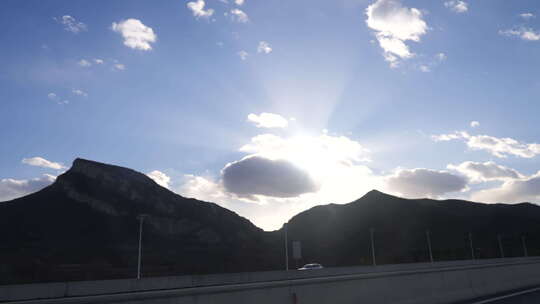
[[0, 159, 277, 284]]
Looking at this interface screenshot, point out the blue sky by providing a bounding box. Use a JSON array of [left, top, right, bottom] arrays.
[[2, 0, 540, 230]]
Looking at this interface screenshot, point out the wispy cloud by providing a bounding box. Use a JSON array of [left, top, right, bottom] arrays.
[[72, 89, 88, 97], [230, 8, 249, 23], [77, 59, 92, 67], [500, 28, 540, 41], [113, 63, 126, 71], [257, 41, 272, 54], [47, 92, 69, 105], [444, 1, 468, 13], [238, 50, 249, 60], [520, 13, 535, 20], [247, 113, 288, 128], [432, 131, 540, 158], [54, 15, 87, 33], [22, 157, 66, 170]]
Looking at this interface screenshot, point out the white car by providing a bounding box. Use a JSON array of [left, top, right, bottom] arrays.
[[298, 263, 324, 270]]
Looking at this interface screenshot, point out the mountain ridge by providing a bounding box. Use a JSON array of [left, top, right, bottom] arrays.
[[2, 158, 540, 285]]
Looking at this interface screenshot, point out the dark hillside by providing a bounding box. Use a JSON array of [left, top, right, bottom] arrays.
[[2, 160, 540, 284]]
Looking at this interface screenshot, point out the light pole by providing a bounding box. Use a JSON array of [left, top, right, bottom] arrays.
[[522, 236, 528, 257], [469, 232, 475, 260], [285, 222, 289, 271], [497, 234, 504, 258], [370, 228, 376, 266], [426, 230, 434, 263], [137, 214, 148, 280]]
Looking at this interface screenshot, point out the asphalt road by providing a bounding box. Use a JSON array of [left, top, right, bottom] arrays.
[[469, 287, 540, 304]]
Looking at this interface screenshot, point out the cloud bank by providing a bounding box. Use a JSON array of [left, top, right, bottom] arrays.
[[386, 168, 468, 198], [432, 131, 540, 158], [0, 175, 56, 202], [222, 156, 319, 198]]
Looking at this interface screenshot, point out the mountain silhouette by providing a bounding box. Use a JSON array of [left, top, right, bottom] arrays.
[[2, 159, 540, 284], [283, 189, 540, 267], [0, 159, 275, 284]]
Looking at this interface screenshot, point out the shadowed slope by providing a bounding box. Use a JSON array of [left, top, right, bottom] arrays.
[[0, 159, 274, 284]]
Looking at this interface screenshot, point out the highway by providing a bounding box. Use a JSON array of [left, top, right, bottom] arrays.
[[2, 257, 540, 304]]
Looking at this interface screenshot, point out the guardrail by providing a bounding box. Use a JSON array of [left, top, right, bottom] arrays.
[[2, 257, 540, 304]]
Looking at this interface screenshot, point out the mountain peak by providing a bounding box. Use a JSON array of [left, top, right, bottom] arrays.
[[71, 158, 128, 174], [66, 158, 152, 185], [361, 189, 393, 199]]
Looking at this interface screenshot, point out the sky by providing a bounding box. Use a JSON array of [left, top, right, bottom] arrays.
[[2, 0, 540, 231]]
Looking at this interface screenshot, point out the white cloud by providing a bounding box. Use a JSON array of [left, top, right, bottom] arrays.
[[178, 174, 230, 204], [72, 89, 88, 97], [239, 133, 371, 179], [187, 0, 215, 19], [230, 8, 249, 23], [247, 113, 288, 128], [94, 58, 104, 64], [419, 65, 430, 72], [433, 131, 540, 158], [114, 63, 126, 70], [47, 93, 57, 100], [520, 13, 535, 20], [22, 157, 66, 170], [386, 168, 468, 198], [436, 53, 447, 61], [54, 15, 87, 33], [470, 121, 480, 128], [471, 172, 540, 204], [0, 175, 56, 202], [147, 170, 171, 189], [257, 41, 272, 54], [78, 59, 92, 67], [366, 0, 428, 66], [500, 28, 540, 41], [112, 19, 157, 51], [444, 1, 468, 13], [238, 50, 249, 60], [447, 161, 522, 183], [235, 0, 245, 5]]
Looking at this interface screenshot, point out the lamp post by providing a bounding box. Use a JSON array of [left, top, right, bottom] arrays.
[[370, 228, 376, 266], [522, 236, 528, 257], [285, 222, 289, 271], [469, 232, 475, 260], [426, 230, 434, 263], [497, 234, 505, 258], [137, 214, 148, 280]]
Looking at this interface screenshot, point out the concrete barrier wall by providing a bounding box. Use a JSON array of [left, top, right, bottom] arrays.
[[2, 257, 540, 304]]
